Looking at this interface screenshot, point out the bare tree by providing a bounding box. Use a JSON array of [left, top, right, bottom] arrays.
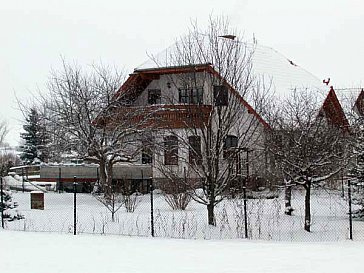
[[152, 17, 272, 225], [94, 182, 124, 222], [34, 60, 153, 191], [120, 179, 141, 213], [0, 122, 19, 177], [347, 118, 364, 219], [159, 168, 192, 211], [0, 152, 22, 177], [268, 88, 349, 232], [0, 121, 8, 147]]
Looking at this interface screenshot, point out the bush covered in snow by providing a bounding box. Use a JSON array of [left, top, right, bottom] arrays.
[[0, 190, 24, 221]]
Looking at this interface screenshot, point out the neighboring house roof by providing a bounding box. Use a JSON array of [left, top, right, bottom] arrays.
[[319, 86, 350, 131], [354, 89, 364, 116]]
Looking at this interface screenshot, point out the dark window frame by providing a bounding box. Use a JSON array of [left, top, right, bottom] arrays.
[[178, 88, 190, 103], [148, 89, 162, 105], [188, 135, 202, 165], [141, 147, 152, 164], [213, 85, 228, 106], [164, 135, 178, 165], [223, 135, 238, 159], [178, 87, 203, 104]]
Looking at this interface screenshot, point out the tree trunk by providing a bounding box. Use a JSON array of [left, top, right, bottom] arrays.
[[104, 161, 114, 196], [99, 160, 107, 188], [106, 161, 113, 187], [304, 182, 311, 232], [111, 194, 115, 222], [207, 203, 215, 226], [284, 183, 293, 215]]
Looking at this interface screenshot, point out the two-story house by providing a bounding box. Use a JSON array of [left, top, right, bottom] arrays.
[[105, 37, 350, 192], [111, 63, 270, 191]]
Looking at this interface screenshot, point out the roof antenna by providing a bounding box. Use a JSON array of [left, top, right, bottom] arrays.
[[219, 35, 236, 40], [323, 78, 330, 86], [288, 59, 297, 66], [253, 33, 257, 45]]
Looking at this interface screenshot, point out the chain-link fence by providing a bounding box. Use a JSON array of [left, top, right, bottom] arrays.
[[1, 176, 364, 241]]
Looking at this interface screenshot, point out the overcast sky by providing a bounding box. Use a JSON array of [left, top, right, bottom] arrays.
[[1, 0, 363, 146]]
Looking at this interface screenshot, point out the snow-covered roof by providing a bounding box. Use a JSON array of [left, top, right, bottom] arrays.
[[137, 36, 329, 104], [252, 44, 328, 102], [121, 35, 350, 129]]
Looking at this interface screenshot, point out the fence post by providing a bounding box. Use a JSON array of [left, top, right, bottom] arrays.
[[341, 170, 345, 198], [21, 167, 25, 193], [243, 150, 250, 239], [58, 167, 62, 193], [149, 178, 155, 237], [73, 176, 77, 235], [348, 179, 353, 240], [1, 177, 4, 229]]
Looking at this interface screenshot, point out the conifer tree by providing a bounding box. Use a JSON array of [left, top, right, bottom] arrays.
[[0, 189, 23, 221], [20, 108, 49, 164]]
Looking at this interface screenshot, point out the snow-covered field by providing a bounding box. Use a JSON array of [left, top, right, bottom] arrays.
[[0, 230, 362, 273], [5, 189, 364, 241]]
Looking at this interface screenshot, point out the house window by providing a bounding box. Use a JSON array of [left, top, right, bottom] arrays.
[[223, 135, 238, 159], [164, 135, 178, 165], [179, 88, 189, 103], [148, 89, 161, 105], [178, 87, 203, 104], [142, 147, 152, 164], [188, 135, 202, 165], [191, 88, 203, 104], [213, 85, 228, 106]]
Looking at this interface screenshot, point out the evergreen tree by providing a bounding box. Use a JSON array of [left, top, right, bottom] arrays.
[[0, 189, 23, 221], [20, 108, 49, 165]]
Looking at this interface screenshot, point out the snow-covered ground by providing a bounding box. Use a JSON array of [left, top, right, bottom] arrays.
[[4, 189, 364, 241], [0, 230, 362, 273], [4, 175, 56, 192]]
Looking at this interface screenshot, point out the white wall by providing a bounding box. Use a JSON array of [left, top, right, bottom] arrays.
[[130, 71, 267, 179]]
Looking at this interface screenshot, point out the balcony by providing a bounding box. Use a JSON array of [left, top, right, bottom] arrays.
[[97, 104, 212, 129]]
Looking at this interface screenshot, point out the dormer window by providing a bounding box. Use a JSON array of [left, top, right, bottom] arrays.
[[178, 87, 203, 104], [148, 89, 161, 105]]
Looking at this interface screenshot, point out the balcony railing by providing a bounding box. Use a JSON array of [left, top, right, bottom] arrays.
[[98, 104, 212, 129]]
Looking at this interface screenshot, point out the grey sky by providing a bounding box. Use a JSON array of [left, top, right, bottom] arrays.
[[1, 0, 363, 146]]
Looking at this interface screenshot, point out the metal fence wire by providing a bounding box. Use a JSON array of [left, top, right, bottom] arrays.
[[1, 175, 364, 241]]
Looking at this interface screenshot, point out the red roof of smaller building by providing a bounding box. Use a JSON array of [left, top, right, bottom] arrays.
[[319, 86, 350, 132]]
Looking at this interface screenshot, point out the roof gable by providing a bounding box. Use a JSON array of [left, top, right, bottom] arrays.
[[319, 87, 350, 131], [115, 64, 270, 129]]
